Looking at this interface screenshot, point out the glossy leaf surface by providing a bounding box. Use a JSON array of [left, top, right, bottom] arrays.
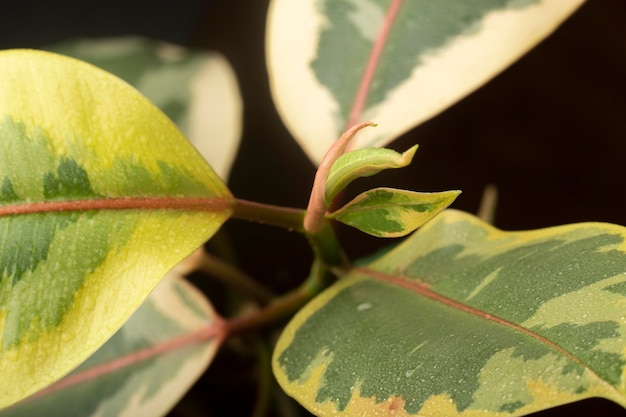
[[325, 145, 417, 205], [1, 271, 222, 417], [49, 36, 243, 180], [267, 0, 585, 163], [328, 188, 459, 237], [0, 50, 232, 408], [274, 210, 626, 416]]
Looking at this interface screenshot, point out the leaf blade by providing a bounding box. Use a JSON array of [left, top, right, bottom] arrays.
[[267, 0, 585, 163], [327, 187, 460, 237], [325, 145, 417, 204], [0, 49, 232, 408], [0, 272, 222, 417], [48, 36, 243, 180], [274, 210, 626, 416]]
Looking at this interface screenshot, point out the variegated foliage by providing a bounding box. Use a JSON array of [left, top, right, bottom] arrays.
[[49, 36, 243, 180], [0, 50, 232, 408], [267, 0, 585, 163], [0, 273, 221, 417], [275, 210, 626, 416], [306, 124, 461, 238]]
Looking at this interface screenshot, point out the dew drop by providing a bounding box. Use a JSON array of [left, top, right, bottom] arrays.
[[357, 302, 373, 311]]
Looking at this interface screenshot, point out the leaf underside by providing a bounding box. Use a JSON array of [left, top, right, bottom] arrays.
[[274, 210, 626, 416], [0, 50, 232, 408]]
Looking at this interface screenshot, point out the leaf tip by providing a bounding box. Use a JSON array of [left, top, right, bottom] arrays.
[[401, 144, 419, 164]]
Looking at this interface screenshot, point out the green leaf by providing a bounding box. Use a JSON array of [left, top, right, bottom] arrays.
[[327, 188, 459, 237], [48, 36, 243, 180], [0, 271, 222, 417], [267, 0, 585, 163], [274, 210, 626, 416], [325, 145, 418, 204], [0, 50, 233, 408]]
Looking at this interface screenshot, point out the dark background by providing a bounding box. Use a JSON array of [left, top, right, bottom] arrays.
[[2, 1, 626, 416]]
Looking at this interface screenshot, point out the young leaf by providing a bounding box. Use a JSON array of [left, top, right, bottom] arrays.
[[48, 36, 243, 180], [266, 0, 585, 163], [0, 272, 223, 417], [274, 209, 626, 416], [327, 188, 460, 237], [0, 50, 233, 408], [325, 145, 418, 204]]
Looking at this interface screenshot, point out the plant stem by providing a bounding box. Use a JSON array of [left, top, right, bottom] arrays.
[[224, 260, 330, 337], [231, 197, 348, 271], [307, 222, 349, 271], [303, 121, 377, 234], [224, 286, 310, 337], [197, 251, 275, 304], [232, 198, 306, 232], [477, 184, 498, 224], [29, 262, 333, 403], [251, 340, 272, 417], [28, 323, 226, 401]]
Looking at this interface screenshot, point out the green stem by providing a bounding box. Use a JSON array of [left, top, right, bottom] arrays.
[[232, 197, 348, 272], [307, 222, 349, 272], [251, 340, 272, 417], [477, 184, 498, 225], [197, 252, 275, 304], [232, 198, 306, 232], [224, 260, 330, 337]]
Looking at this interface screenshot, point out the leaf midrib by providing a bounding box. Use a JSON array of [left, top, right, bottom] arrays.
[[335, 200, 433, 213], [354, 265, 620, 395], [27, 324, 225, 404], [346, 0, 403, 130], [0, 197, 233, 217]]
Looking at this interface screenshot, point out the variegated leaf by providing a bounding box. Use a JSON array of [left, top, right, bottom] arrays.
[[49, 36, 243, 179], [266, 0, 585, 163], [274, 209, 626, 416], [327, 188, 460, 237], [0, 50, 233, 408], [325, 145, 418, 205], [0, 271, 222, 417]]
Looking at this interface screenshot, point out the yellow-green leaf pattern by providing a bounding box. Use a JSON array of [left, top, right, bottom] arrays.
[[267, 0, 585, 163], [0, 50, 233, 408], [325, 145, 418, 205], [327, 187, 460, 237], [48, 37, 243, 180], [274, 210, 626, 416], [0, 273, 222, 417]]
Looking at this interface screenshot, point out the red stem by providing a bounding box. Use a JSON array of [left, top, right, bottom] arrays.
[[27, 322, 227, 402], [0, 197, 233, 216], [346, 0, 403, 131], [304, 122, 377, 234]]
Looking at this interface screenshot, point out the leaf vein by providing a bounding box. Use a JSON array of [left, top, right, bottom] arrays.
[[354, 266, 618, 392], [0, 197, 233, 217]]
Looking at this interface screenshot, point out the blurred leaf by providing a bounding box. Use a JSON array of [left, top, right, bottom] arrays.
[[325, 145, 418, 204], [49, 36, 243, 180], [0, 50, 232, 408], [274, 209, 626, 416], [0, 271, 222, 417], [267, 0, 584, 163], [327, 187, 459, 237]]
